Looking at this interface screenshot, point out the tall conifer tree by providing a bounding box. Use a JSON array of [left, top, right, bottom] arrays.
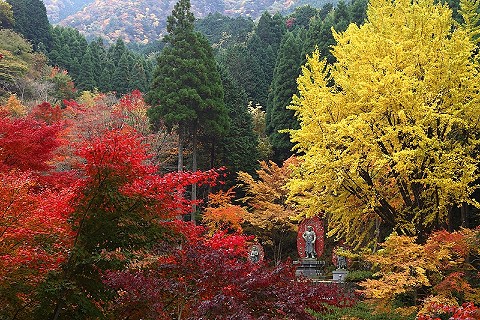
[[146, 0, 228, 221], [111, 52, 132, 95], [267, 30, 305, 163], [215, 65, 259, 177], [7, 0, 52, 50], [77, 46, 96, 91]]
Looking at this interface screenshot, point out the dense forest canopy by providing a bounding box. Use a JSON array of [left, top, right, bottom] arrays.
[[41, 0, 339, 42]]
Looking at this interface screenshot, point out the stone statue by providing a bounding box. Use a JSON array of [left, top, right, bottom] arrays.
[[249, 245, 260, 263], [336, 247, 347, 269], [302, 225, 316, 258]]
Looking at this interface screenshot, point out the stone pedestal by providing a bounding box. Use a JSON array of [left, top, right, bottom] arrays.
[[332, 269, 348, 282], [294, 259, 325, 279]]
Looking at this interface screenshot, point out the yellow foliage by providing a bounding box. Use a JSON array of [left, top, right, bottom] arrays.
[[1, 94, 26, 116], [78, 90, 100, 107], [287, 0, 480, 249], [361, 234, 431, 300]]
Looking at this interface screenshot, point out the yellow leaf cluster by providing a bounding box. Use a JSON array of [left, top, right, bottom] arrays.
[[361, 234, 431, 300], [1, 94, 26, 116], [287, 0, 480, 248]]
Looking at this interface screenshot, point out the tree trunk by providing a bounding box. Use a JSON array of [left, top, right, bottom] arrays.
[[191, 122, 197, 224], [177, 124, 184, 172], [176, 124, 185, 220], [461, 202, 469, 228]]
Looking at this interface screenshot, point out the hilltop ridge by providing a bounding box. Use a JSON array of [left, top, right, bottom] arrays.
[[42, 0, 333, 43]]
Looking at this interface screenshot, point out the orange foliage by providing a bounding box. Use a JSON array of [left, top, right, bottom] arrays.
[[360, 229, 480, 315], [203, 188, 247, 234], [238, 157, 300, 231]]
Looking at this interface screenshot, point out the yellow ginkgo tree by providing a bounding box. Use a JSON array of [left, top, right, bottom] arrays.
[[287, 0, 480, 249]]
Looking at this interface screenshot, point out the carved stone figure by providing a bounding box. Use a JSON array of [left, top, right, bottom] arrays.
[[249, 245, 260, 263], [302, 225, 316, 258], [337, 254, 347, 269]]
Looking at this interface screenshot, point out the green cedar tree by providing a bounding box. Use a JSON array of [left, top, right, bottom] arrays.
[[266, 30, 305, 163], [7, 0, 52, 50], [213, 65, 259, 178], [77, 46, 96, 91]]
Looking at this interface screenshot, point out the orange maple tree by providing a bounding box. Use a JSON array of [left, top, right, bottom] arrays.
[[237, 157, 300, 262], [360, 229, 480, 316], [202, 187, 247, 234]]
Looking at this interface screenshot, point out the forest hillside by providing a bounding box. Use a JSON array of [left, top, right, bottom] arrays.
[[42, 0, 337, 42]]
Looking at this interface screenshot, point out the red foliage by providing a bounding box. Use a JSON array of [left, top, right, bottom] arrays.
[[424, 230, 471, 261], [0, 115, 62, 172], [121, 168, 221, 218], [75, 128, 221, 221], [30, 102, 64, 124], [0, 170, 75, 293], [104, 223, 357, 320], [77, 127, 156, 183], [115, 90, 144, 113], [417, 302, 480, 320], [0, 107, 76, 313]]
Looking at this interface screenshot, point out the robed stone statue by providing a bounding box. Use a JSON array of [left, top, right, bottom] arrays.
[[302, 225, 316, 258]]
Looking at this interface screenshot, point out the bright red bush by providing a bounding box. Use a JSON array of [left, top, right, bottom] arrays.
[[417, 302, 480, 320], [0, 115, 62, 172]]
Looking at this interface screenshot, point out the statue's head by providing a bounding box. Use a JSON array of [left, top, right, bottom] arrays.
[[307, 225, 313, 231]]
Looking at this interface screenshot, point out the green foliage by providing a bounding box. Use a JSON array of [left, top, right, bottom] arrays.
[[288, 5, 319, 29], [7, 0, 52, 50], [76, 46, 96, 91], [111, 51, 133, 95], [316, 302, 416, 320], [48, 26, 87, 80], [195, 12, 254, 49], [306, 0, 368, 64], [267, 30, 305, 163], [48, 27, 152, 94], [130, 58, 148, 92], [459, 0, 480, 45], [147, 0, 228, 176], [345, 270, 374, 282], [0, 0, 14, 28], [214, 65, 259, 177], [0, 29, 30, 89], [88, 38, 107, 86], [245, 12, 286, 107]]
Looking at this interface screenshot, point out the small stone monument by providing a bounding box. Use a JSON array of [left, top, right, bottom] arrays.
[[332, 246, 348, 282], [248, 243, 264, 263], [294, 216, 325, 278]]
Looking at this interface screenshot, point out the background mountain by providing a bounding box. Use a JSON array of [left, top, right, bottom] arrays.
[[43, 0, 93, 23], [42, 0, 334, 43]]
